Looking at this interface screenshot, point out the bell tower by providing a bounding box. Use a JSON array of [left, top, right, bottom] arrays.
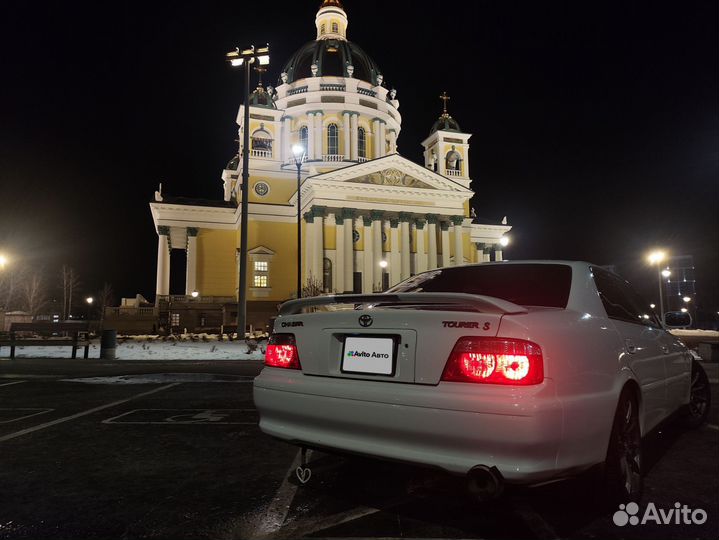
[[421, 92, 472, 183]]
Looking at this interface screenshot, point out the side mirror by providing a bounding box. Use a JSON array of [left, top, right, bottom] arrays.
[[663, 311, 692, 329]]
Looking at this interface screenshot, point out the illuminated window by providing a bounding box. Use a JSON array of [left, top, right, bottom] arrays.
[[331, 22, 339, 33], [327, 123, 339, 155], [253, 261, 269, 288], [358, 127, 366, 158], [170, 313, 180, 326], [320, 23, 326, 34], [299, 126, 308, 151]]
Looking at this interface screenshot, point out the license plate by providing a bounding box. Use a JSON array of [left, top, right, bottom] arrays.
[[342, 336, 394, 375]]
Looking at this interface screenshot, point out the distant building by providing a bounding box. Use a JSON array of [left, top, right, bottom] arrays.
[[148, 0, 512, 331]]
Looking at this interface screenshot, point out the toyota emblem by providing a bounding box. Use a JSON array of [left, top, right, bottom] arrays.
[[359, 314, 373, 327]]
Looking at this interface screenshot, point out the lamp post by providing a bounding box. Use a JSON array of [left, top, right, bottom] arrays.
[[292, 144, 306, 299], [226, 44, 270, 338], [86, 297, 94, 321], [647, 250, 667, 320]]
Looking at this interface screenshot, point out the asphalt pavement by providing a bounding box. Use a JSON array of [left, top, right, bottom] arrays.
[[0, 358, 717, 540]]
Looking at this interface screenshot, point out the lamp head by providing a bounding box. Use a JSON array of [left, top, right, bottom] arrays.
[[499, 236, 510, 247], [292, 144, 305, 158], [648, 250, 666, 264]]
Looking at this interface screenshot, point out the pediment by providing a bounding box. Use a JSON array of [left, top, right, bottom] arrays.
[[346, 168, 434, 189], [307, 153, 471, 193]]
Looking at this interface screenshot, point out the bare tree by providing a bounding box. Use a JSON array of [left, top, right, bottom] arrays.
[[302, 274, 324, 299], [61, 265, 81, 320], [0, 270, 19, 311], [21, 272, 47, 317]]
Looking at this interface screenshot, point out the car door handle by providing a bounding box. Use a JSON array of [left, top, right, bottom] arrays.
[[660, 344, 669, 354], [625, 339, 637, 354]]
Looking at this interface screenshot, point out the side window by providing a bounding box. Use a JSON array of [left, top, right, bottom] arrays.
[[592, 268, 656, 326]]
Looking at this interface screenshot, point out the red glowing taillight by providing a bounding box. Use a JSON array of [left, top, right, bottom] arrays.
[[265, 333, 301, 370], [441, 337, 543, 385]]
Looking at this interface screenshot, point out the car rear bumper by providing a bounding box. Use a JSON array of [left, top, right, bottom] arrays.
[[253, 368, 565, 483]]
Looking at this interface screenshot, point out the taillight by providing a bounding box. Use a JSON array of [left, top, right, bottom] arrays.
[[441, 337, 543, 385], [265, 333, 301, 370]]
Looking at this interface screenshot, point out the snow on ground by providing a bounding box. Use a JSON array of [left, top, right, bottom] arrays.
[[0, 335, 266, 361]]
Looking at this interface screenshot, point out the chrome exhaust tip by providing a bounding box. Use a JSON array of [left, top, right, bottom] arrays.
[[467, 465, 504, 502]]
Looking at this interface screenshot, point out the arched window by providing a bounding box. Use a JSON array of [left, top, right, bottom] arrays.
[[445, 147, 462, 171], [357, 127, 366, 159], [320, 23, 326, 34], [299, 126, 308, 153], [327, 123, 339, 156], [323, 258, 332, 292], [331, 22, 339, 33], [251, 125, 272, 153]]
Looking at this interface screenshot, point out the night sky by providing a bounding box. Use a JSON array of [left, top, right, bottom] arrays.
[[1, 1, 717, 319]]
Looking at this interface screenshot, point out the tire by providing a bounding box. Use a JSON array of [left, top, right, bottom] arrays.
[[684, 359, 711, 428], [604, 389, 643, 505]]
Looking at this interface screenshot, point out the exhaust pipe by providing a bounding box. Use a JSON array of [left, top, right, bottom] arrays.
[[467, 465, 504, 502]]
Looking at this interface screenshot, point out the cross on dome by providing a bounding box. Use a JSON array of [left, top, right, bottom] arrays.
[[439, 91, 450, 115]]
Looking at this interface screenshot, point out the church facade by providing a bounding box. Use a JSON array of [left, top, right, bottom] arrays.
[[149, 0, 511, 331]]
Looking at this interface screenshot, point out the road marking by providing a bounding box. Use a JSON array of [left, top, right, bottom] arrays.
[[0, 408, 54, 423], [0, 381, 26, 387], [251, 449, 309, 538], [102, 408, 257, 425], [0, 383, 180, 443], [706, 424, 719, 431]]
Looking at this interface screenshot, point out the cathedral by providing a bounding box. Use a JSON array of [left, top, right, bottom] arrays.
[[149, 0, 511, 330]]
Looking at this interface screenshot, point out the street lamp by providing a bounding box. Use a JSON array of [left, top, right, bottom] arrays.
[[86, 297, 94, 321], [683, 296, 691, 303], [379, 260, 388, 269], [499, 236, 510, 247], [191, 290, 199, 298], [0, 254, 7, 269], [227, 43, 270, 338], [647, 250, 668, 320], [292, 144, 306, 299]]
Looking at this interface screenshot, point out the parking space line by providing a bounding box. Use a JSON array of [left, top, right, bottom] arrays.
[[0, 381, 26, 387], [102, 408, 257, 425], [0, 383, 180, 443], [251, 448, 309, 538], [0, 408, 54, 424]]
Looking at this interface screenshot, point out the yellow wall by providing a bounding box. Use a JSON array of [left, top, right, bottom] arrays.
[[248, 221, 297, 301], [324, 223, 336, 250], [196, 229, 238, 296], [248, 174, 296, 205]]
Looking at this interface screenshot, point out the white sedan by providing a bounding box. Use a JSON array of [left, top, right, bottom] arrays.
[[253, 261, 711, 501]]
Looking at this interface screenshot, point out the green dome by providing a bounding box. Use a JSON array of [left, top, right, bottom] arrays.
[[280, 39, 383, 85], [431, 114, 461, 133]]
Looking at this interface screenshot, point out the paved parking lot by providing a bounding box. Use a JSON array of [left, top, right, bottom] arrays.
[[0, 358, 717, 539]]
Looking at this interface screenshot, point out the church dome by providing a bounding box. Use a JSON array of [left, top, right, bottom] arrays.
[[430, 114, 462, 133], [279, 38, 382, 85]]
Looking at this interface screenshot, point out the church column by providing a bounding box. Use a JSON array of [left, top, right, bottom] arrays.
[[484, 245, 493, 263], [414, 219, 426, 273], [342, 112, 351, 160], [342, 208, 355, 293], [334, 213, 344, 294], [371, 210, 384, 291], [379, 121, 386, 157], [440, 220, 451, 267], [495, 246, 503, 262], [426, 214, 438, 269], [389, 218, 400, 286], [350, 113, 359, 160], [303, 212, 314, 283], [474, 243, 483, 264], [399, 212, 411, 280], [388, 129, 397, 154], [361, 214, 373, 293], [282, 116, 291, 163], [314, 112, 323, 160], [451, 216, 464, 266], [372, 118, 381, 158], [185, 227, 199, 295], [306, 112, 315, 160], [312, 206, 325, 283], [156, 226, 170, 297]]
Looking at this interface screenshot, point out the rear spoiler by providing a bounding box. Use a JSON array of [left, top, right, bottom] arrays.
[[278, 293, 528, 316]]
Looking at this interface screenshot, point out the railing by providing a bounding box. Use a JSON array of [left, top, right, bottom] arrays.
[[105, 307, 156, 318], [156, 295, 236, 304], [322, 154, 345, 162], [357, 156, 369, 163], [320, 83, 346, 91], [357, 87, 377, 97], [446, 169, 462, 177], [287, 86, 308, 95], [251, 149, 272, 158]]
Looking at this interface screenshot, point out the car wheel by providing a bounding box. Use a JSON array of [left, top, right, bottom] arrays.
[[684, 359, 711, 428], [604, 389, 642, 504]]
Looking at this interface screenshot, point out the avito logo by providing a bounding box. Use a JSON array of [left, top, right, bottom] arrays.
[[613, 502, 707, 527], [346, 350, 389, 359]]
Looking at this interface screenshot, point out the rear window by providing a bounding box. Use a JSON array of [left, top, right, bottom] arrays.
[[387, 264, 572, 308]]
